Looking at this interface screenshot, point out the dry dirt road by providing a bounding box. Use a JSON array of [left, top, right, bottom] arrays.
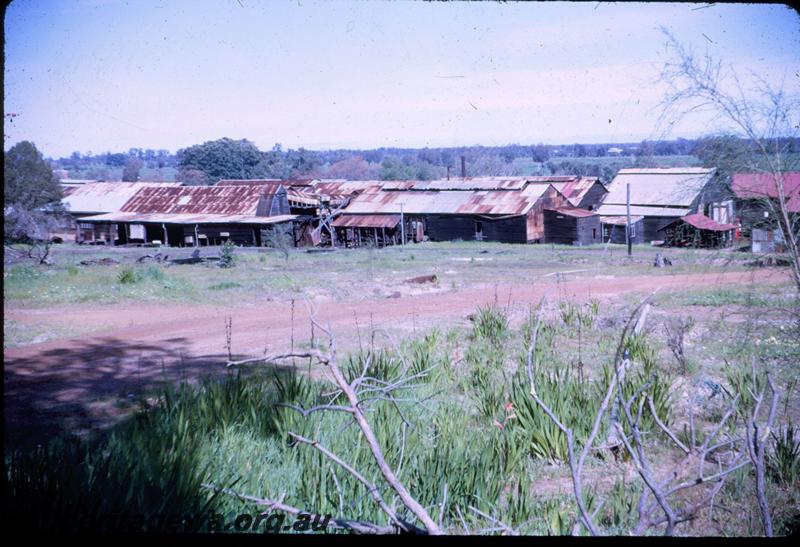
[[4, 269, 784, 447]]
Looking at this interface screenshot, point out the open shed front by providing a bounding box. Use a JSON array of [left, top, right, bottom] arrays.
[[659, 213, 737, 248], [331, 214, 405, 248], [599, 216, 645, 245], [80, 214, 301, 248], [112, 221, 264, 247]]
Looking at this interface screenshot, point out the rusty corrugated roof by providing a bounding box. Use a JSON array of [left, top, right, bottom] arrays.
[[731, 173, 800, 212], [311, 180, 385, 196], [526, 176, 604, 207], [382, 177, 530, 191], [79, 212, 297, 225], [62, 182, 182, 215], [342, 185, 552, 216], [332, 214, 401, 229], [216, 178, 316, 187], [677, 213, 738, 232], [120, 185, 278, 215]]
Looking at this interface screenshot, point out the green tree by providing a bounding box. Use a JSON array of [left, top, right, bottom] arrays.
[[176, 138, 269, 184], [379, 156, 415, 180], [4, 141, 63, 209], [122, 156, 143, 181]]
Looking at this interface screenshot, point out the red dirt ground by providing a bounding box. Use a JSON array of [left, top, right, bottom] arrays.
[[3, 269, 786, 447]]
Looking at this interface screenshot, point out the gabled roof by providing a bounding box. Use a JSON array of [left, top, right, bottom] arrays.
[[61, 182, 181, 215], [731, 173, 800, 212], [529, 176, 605, 207], [602, 167, 716, 209], [120, 185, 280, 216]]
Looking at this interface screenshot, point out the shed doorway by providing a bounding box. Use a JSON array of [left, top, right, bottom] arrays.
[[475, 220, 483, 241]]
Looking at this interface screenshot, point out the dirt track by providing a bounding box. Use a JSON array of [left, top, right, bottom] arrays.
[[3, 268, 784, 447]]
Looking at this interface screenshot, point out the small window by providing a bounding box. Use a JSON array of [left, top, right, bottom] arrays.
[[630, 223, 636, 238], [592, 228, 597, 240]]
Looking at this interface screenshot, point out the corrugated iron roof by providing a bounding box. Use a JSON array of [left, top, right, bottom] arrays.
[[79, 212, 297, 225], [120, 185, 281, 215], [381, 176, 590, 192], [603, 168, 716, 208], [595, 204, 690, 217], [311, 180, 385, 196], [342, 185, 552, 216], [677, 213, 738, 232], [544, 177, 604, 207], [382, 177, 531, 191], [62, 182, 181, 215], [731, 173, 800, 212], [546, 207, 597, 218], [332, 214, 401, 229], [216, 178, 316, 187]]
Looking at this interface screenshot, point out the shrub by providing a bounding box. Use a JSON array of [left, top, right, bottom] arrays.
[[471, 304, 509, 344], [769, 424, 800, 485], [209, 281, 243, 291], [558, 300, 597, 328], [118, 267, 138, 284], [218, 241, 236, 268], [510, 328, 670, 463], [141, 265, 165, 281]]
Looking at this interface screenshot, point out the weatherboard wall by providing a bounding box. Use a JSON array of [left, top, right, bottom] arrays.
[[543, 210, 601, 245]]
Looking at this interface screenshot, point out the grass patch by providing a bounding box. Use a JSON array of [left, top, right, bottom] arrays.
[[5, 296, 798, 535]]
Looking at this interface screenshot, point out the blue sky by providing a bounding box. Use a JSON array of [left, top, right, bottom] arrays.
[[4, 0, 799, 158]]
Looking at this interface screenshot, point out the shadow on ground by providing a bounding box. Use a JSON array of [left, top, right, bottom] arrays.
[[4, 337, 237, 450]]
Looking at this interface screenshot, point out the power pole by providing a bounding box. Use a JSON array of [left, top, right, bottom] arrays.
[[400, 202, 405, 247], [626, 182, 632, 257]]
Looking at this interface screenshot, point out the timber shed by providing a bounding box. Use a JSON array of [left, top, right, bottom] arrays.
[[595, 168, 717, 244], [731, 172, 800, 234], [599, 216, 645, 245], [527, 176, 608, 211], [543, 207, 601, 245], [79, 184, 298, 247], [339, 179, 568, 244], [659, 213, 737, 248], [59, 181, 181, 243]]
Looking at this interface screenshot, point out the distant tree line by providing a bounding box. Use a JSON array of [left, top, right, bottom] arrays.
[[47, 136, 799, 184]]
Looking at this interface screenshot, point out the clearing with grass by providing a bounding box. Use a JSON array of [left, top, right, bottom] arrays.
[[4, 241, 798, 535]]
